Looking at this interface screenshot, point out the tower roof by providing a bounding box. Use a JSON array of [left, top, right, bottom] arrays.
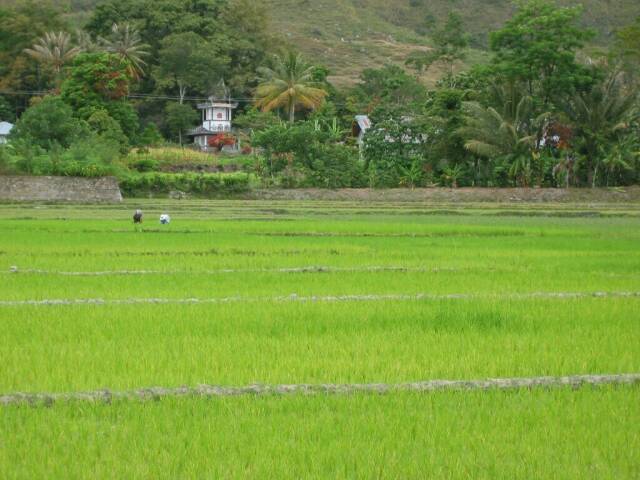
[[196, 100, 239, 110]]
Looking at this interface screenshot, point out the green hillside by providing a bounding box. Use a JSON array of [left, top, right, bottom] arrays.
[[265, 0, 640, 86]]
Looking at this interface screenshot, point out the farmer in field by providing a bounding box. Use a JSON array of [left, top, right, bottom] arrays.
[[133, 209, 143, 224]]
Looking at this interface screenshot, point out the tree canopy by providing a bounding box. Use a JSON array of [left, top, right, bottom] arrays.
[[489, 0, 596, 103]]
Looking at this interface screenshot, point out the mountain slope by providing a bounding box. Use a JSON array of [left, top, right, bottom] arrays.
[[265, 0, 640, 86]]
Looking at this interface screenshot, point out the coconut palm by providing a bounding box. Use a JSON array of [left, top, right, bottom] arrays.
[[563, 70, 637, 186], [458, 87, 542, 158], [552, 153, 577, 188], [457, 83, 551, 186], [600, 135, 637, 186], [24, 31, 81, 76], [99, 23, 149, 79], [254, 52, 327, 123]]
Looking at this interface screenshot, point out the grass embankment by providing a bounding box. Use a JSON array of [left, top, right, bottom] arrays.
[[0, 201, 639, 477]]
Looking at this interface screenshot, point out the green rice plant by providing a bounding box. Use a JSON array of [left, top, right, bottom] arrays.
[[0, 200, 639, 479], [1, 387, 638, 478], [0, 298, 638, 392]]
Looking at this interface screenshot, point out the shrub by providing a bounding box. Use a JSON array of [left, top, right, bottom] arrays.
[[131, 158, 160, 172], [87, 109, 130, 155], [62, 135, 121, 166], [0, 146, 10, 173], [363, 117, 428, 187], [5, 135, 121, 178], [139, 123, 164, 147], [54, 161, 113, 177], [252, 121, 365, 188], [208, 133, 236, 151], [11, 96, 88, 150], [126, 147, 216, 167], [118, 172, 251, 197]]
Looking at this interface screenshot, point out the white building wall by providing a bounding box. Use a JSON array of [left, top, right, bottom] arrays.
[[203, 121, 231, 132], [202, 106, 233, 132]]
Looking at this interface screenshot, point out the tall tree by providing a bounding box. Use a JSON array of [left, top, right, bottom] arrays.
[[85, 0, 226, 56], [60, 52, 139, 137], [458, 84, 547, 186], [164, 102, 198, 145], [11, 95, 87, 149], [83, 0, 275, 121], [219, 0, 277, 94], [155, 32, 229, 103], [346, 65, 428, 118], [406, 12, 469, 78], [0, 96, 15, 122], [254, 52, 327, 123], [489, 0, 595, 105], [0, 0, 68, 115], [24, 31, 81, 86], [613, 16, 640, 78], [562, 70, 638, 186], [99, 23, 150, 79]]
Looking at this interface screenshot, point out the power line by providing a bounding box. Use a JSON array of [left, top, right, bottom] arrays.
[[0, 90, 257, 103], [0, 90, 356, 107]]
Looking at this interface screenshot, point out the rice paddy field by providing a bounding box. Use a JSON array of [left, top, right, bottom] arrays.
[[1, 199, 639, 478]]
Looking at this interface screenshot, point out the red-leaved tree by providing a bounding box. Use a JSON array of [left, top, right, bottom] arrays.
[[208, 133, 236, 151]]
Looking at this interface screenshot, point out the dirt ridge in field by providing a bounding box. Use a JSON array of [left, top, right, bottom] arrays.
[[2, 374, 638, 407], [2, 290, 639, 307]]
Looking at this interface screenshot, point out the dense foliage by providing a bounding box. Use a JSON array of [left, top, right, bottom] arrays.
[[252, 121, 364, 188], [119, 172, 250, 196], [0, 0, 639, 190]]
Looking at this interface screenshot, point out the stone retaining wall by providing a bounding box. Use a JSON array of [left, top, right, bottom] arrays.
[[246, 186, 640, 203], [0, 176, 122, 203]]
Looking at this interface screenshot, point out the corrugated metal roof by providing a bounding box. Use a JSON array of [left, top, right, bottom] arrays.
[[187, 126, 216, 136], [354, 115, 371, 131], [196, 100, 239, 109], [0, 121, 13, 136]]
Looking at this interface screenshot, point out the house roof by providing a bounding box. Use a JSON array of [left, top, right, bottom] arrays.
[[196, 100, 239, 110], [354, 115, 371, 132], [0, 121, 13, 136], [187, 126, 216, 136]]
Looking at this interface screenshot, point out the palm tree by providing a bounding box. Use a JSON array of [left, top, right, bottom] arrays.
[[563, 70, 637, 186], [552, 153, 576, 188], [99, 23, 149, 79], [24, 31, 81, 76], [458, 87, 541, 157], [254, 52, 327, 123], [75, 29, 99, 53], [600, 135, 637, 186], [458, 83, 547, 186]]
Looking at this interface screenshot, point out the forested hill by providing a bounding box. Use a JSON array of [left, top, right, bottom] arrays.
[[33, 0, 640, 86]]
